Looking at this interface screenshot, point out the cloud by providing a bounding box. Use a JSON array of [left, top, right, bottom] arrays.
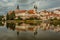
[[0, 0, 60, 15], [36, 0, 60, 10], [3, 0, 8, 2], [47, 7, 60, 11], [0, 0, 17, 7], [6, 2, 15, 6]]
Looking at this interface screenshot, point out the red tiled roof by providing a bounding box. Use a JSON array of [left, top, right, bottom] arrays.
[[8, 9, 35, 14], [41, 10, 49, 13], [55, 9, 60, 11], [15, 10, 27, 13], [19, 10, 27, 13], [28, 10, 35, 14]]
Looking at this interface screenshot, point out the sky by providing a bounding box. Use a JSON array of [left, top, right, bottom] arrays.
[[0, 0, 60, 15]]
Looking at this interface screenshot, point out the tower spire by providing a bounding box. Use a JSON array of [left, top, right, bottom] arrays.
[[17, 5, 19, 9], [34, 5, 37, 10], [34, 4, 38, 13]]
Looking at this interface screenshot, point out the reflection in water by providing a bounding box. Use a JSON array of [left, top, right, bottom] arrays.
[[17, 31, 19, 36], [6, 22, 40, 36], [34, 30, 38, 36], [0, 21, 58, 32], [0, 21, 59, 32], [0, 21, 60, 40], [0, 21, 60, 36], [6, 22, 15, 31], [0, 22, 5, 26]]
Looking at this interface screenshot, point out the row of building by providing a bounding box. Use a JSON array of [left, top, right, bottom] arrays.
[[7, 5, 60, 20]]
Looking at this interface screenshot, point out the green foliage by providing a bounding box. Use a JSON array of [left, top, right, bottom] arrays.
[[6, 13, 9, 20], [49, 18, 53, 21], [26, 17, 39, 20], [6, 22, 15, 30], [18, 16, 22, 20], [29, 17, 34, 20], [49, 17, 57, 21], [0, 22, 4, 26], [50, 17, 60, 26], [0, 15, 4, 21], [54, 17, 57, 20], [10, 11, 15, 20], [6, 11, 15, 20]]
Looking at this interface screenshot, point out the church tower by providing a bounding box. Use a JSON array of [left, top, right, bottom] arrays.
[[17, 5, 19, 10], [34, 5, 38, 13]]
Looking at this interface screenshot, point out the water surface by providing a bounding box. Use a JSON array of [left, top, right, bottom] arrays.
[[0, 21, 60, 40]]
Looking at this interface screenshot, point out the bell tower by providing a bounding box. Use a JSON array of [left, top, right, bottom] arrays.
[[17, 5, 19, 10], [34, 4, 38, 13]]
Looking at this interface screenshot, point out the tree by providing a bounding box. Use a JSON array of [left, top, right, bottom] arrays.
[[18, 16, 22, 20], [0, 15, 4, 21], [6, 22, 15, 30], [10, 11, 15, 20], [6, 11, 15, 20], [54, 17, 57, 20], [49, 18, 53, 21], [6, 13, 9, 20], [28, 17, 35, 20]]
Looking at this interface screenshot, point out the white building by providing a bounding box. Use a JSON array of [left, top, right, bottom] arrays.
[[39, 10, 49, 20]]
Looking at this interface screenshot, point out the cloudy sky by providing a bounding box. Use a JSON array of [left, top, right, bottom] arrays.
[[0, 0, 60, 15]]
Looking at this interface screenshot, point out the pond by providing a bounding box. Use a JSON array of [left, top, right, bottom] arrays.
[[0, 21, 60, 40]]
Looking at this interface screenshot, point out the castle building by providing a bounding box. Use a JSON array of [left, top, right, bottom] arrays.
[[14, 5, 39, 20], [7, 4, 60, 20]]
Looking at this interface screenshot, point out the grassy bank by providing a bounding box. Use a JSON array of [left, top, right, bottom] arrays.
[[6, 20, 42, 24]]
